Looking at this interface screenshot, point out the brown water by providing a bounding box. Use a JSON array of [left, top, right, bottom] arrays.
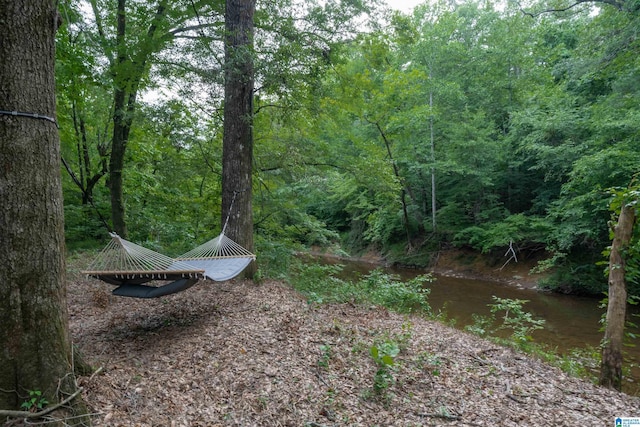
[[337, 259, 640, 395]]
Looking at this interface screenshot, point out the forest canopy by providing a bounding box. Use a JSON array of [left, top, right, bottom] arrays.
[[57, 0, 640, 296]]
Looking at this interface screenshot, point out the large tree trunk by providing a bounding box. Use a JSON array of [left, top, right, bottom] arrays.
[[600, 202, 636, 390], [222, 0, 256, 277], [0, 1, 86, 422]]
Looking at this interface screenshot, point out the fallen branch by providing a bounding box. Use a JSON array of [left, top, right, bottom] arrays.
[[506, 393, 528, 404], [499, 240, 518, 271], [471, 356, 491, 366], [0, 387, 83, 419], [416, 412, 461, 421], [314, 370, 331, 388]]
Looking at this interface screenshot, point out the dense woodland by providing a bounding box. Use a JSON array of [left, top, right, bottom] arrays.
[[1, 0, 640, 421], [57, 0, 640, 296]]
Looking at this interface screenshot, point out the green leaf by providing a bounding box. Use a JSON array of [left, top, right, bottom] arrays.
[[381, 354, 395, 366], [370, 346, 379, 360]]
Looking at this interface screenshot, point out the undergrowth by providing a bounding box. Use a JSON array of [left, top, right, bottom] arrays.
[[287, 260, 616, 391], [288, 261, 433, 315], [464, 297, 607, 387]]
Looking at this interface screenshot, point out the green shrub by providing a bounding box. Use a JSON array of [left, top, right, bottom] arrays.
[[288, 263, 434, 315], [489, 296, 546, 347], [370, 341, 400, 394], [360, 269, 433, 315], [254, 235, 300, 281]]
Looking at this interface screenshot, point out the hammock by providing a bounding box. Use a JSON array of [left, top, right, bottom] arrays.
[[83, 232, 255, 298], [176, 232, 255, 281]]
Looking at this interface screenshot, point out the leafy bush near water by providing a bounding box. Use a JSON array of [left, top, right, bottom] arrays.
[[465, 297, 546, 350], [289, 262, 433, 315]]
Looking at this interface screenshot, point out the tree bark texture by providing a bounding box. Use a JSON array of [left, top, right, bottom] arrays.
[[109, 85, 131, 238], [222, 0, 256, 276], [0, 0, 82, 418], [600, 202, 636, 390]]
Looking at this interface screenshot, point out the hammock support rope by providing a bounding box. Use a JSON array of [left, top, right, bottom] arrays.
[[83, 232, 255, 298]]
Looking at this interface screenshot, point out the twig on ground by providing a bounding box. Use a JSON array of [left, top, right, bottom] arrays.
[[416, 411, 461, 421], [506, 393, 528, 404], [88, 366, 104, 381], [0, 387, 83, 419]]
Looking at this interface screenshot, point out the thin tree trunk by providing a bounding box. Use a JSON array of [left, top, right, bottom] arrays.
[[222, 0, 256, 277], [107, 0, 168, 238], [110, 86, 130, 237], [67, 80, 108, 207], [600, 202, 636, 390], [429, 79, 436, 231], [372, 121, 413, 250], [0, 1, 87, 422]]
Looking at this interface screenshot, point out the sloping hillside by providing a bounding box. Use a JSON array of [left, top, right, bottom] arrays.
[[65, 264, 639, 426]]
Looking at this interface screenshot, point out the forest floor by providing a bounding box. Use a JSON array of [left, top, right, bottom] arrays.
[[66, 255, 639, 426]]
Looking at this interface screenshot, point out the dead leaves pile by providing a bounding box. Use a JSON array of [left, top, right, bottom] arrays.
[[67, 273, 639, 426]]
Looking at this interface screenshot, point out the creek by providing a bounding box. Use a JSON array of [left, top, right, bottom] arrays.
[[329, 257, 640, 396]]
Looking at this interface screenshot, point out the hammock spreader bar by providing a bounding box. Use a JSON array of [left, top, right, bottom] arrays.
[[178, 232, 255, 258]]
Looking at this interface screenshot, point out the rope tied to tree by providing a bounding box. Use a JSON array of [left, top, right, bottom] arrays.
[[0, 109, 59, 128], [222, 189, 243, 235]]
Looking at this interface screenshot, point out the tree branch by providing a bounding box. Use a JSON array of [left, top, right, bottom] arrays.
[[168, 22, 223, 37], [89, 0, 115, 66], [415, 411, 461, 421], [0, 387, 83, 419], [259, 162, 348, 173], [520, 0, 625, 17]]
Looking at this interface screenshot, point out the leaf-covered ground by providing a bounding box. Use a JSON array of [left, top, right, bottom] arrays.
[[68, 268, 639, 426]]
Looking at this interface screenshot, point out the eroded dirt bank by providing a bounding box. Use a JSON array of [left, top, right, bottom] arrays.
[[67, 269, 638, 426], [315, 247, 549, 289]]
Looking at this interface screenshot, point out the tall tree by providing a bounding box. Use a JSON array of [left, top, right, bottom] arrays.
[[0, 0, 86, 422], [107, 0, 170, 237], [86, 0, 225, 238], [222, 0, 256, 276]]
